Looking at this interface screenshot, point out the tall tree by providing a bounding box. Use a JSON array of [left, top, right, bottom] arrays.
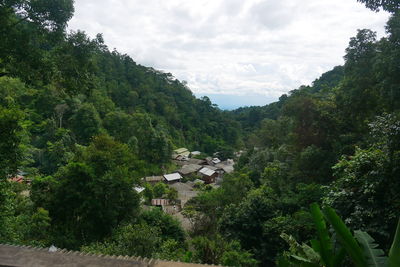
[[357, 0, 400, 13]]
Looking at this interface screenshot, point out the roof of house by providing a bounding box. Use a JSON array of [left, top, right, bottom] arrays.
[[176, 154, 189, 161], [221, 165, 234, 173], [163, 173, 182, 181], [8, 175, 24, 183], [191, 151, 201, 155], [215, 162, 235, 173], [134, 186, 145, 193], [204, 165, 219, 171], [178, 164, 203, 175], [188, 158, 206, 165], [212, 158, 221, 164], [144, 176, 164, 182], [174, 148, 189, 154], [199, 167, 216, 177]]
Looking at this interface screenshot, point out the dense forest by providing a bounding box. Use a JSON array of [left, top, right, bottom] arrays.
[[0, 0, 399, 266]]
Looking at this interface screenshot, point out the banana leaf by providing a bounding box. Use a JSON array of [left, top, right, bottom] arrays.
[[354, 230, 387, 267], [389, 218, 400, 267], [323, 206, 366, 267], [310, 203, 334, 267]]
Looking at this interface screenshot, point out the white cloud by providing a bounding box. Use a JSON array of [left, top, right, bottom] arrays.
[[68, 0, 390, 108]]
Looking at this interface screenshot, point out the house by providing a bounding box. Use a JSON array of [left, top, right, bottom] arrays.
[[172, 148, 190, 160], [163, 173, 182, 183], [188, 158, 206, 165], [134, 186, 145, 194], [9, 175, 24, 183], [215, 160, 235, 174], [151, 198, 170, 206], [144, 176, 164, 184], [178, 164, 202, 177], [175, 154, 189, 161], [8, 175, 31, 184], [198, 167, 218, 184], [190, 151, 201, 157], [212, 158, 221, 164], [174, 148, 189, 155]]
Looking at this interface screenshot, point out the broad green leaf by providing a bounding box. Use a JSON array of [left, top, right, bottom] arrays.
[[277, 256, 291, 267], [290, 255, 320, 267], [354, 230, 387, 267], [389, 218, 400, 267], [323, 206, 366, 267], [310, 239, 321, 254], [310, 203, 334, 267], [332, 248, 346, 267]]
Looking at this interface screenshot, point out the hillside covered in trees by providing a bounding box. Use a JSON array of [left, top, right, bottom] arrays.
[[1, 0, 400, 266]]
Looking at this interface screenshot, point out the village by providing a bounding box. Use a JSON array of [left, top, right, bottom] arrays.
[[7, 147, 237, 231], [135, 148, 235, 230]]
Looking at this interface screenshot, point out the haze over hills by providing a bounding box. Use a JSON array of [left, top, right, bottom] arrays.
[[68, 0, 390, 109]]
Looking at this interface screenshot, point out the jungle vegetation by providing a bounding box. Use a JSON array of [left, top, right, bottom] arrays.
[[0, 0, 399, 266]]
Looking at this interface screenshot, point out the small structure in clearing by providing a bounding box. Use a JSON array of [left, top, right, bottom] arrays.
[[163, 173, 182, 183], [178, 164, 202, 177], [172, 148, 190, 161], [198, 167, 218, 184], [144, 176, 164, 184]]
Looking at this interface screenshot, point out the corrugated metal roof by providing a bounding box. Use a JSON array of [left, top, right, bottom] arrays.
[[199, 167, 216, 177], [212, 158, 221, 164], [178, 164, 203, 175], [134, 187, 145, 193], [174, 148, 189, 154], [163, 173, 182, 181], [144, 176, 164, 182]]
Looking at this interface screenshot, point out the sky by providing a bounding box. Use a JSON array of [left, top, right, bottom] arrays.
[[68, 0, 389, 110]]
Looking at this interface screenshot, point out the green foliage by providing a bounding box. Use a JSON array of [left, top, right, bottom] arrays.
[[1, 0, 400, 265], [389, 218, 400, 267], [32, 135, 142, 248], [281, 204, 400, 267], [140, 208, 185, 243], [354, 230, 387, 266], [82, 223, 161, 258], [153, 239, 189, 262], [152, 182, 168, 198], [309, 203, 334, 266], [0, 105, 25, 178], [324, 146, 399, 249], [69, 103, 102, 144], [191, 235, 257, 266], [0, 180, 51, 247], [357, 0, 400, 13]]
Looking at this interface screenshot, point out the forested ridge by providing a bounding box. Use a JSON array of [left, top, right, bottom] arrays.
[[1, 0, 400, 266]]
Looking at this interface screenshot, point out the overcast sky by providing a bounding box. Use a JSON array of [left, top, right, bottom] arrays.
[[68, 0, 389, 109]]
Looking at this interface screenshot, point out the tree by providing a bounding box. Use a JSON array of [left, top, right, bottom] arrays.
[[140, 208, 185, 243], [0, 106, 25, 178], [33, 135, 142, 248], [103, 111, 135, 143], [82, 223, 161, 258], [191, 235, 258, 266], [324, 146, 399, 251], [69, 103, 101, 144], [0, 0, 74, 31], [279, 204, 400, 267], [357, 0, 400, 13]]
